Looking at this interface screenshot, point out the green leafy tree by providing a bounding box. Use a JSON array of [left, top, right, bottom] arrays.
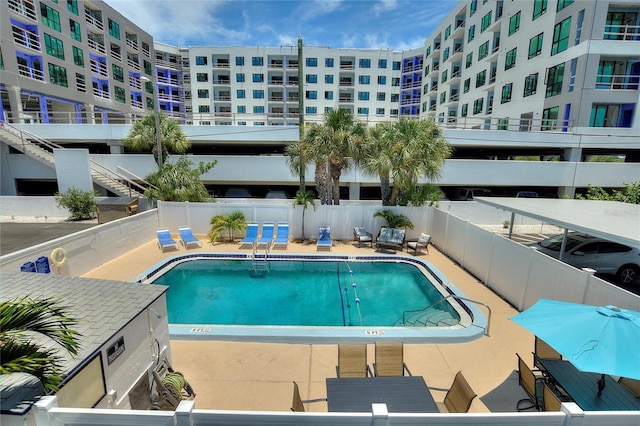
[[122, 111, 190, 165], [373, 209, 414, 229], [0, 297, 80, 393], [208, 211, 247, 243], [397, 183, 443, 207], [144, 157, 216, 202], [54, 187, 96, 220], [575, 182, 640, 204], [292, 189, 316, 241], [284, 141, 310, 192], [302, 124, 330, 205], [358, 123, 393, 205]]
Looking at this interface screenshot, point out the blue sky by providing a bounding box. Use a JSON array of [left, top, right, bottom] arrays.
[[105, 0, 456, 51]]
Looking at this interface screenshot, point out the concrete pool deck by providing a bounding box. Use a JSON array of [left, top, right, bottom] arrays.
[[83, 237, 534, 413]]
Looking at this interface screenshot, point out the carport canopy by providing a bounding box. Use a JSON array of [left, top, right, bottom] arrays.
[[475, 198, 640, 250]]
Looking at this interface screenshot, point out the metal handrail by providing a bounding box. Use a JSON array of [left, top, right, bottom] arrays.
[[401, 294, 491, 336]]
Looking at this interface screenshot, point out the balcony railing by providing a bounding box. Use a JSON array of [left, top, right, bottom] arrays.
[[84, 10, 104, 31], [128, 58, 140, 70], [129, 76, 142, 90], [595, 74, 640, 90], [340, 64, 354, 70], [604, 24, 640, 41], [17, 64, 44, 81], [87, 37, 106, 54], [12, 25, 40, 51], [8, 0, 37, 20], [90, 60, 109, 77], [339, 81, 354, 86], [125, 37, 138, 51]]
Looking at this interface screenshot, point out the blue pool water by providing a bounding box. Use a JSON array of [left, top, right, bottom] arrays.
[[152, 258, 460, 327]]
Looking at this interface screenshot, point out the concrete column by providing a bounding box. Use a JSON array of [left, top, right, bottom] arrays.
[[6, 85, 24, 123], [39, 96, 50, 123], [109, 142, 124, 154], [563, 147, 582, 162], [349, 182, 361, 200], [83, 103, 96, 124]]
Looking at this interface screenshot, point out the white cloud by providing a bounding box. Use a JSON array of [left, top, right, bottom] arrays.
[[373, 0, 398, 15]]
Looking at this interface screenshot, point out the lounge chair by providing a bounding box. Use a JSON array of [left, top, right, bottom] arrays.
[[516, 353, 544, 411], [290, 381, 326, 412], [407, 233, 431, 255], [317, 226, 332, 251], [336, 344, 372, 378], [353, 227, 373, 248], [156, 229, 178, 252], [373, 342, 411, 377], [238, 222, 258, 248], [437, 371, 477, 413], [257, 222, 275, 249], [178, 227, 202, 249], [273, 222, 289, 249], [376, 227, 406, 251]]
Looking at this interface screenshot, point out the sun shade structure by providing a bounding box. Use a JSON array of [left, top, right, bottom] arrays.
[[510, 299, 640, 385]]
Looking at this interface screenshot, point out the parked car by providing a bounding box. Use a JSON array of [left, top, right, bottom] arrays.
[[532, 233, 640, 284], [448, 187, 493, 201], [516, 191, 539, 198], [224, 188, 252, 198]]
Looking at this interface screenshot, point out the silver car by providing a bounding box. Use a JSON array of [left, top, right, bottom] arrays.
[[533, 233, 640, 284]]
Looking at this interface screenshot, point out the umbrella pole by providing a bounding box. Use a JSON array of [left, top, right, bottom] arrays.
[[597, 374, 606, 395]]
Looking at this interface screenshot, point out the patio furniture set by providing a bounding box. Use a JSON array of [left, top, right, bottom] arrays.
[[292, 342, 477, 414], [353, 227, 431, 254]]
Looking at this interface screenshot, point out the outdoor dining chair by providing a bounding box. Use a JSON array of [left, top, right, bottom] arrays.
[[516, 353, 544, 411], [373, 342, 411, 377], [438, 371, 477, 413], [542, 382, 563, 411], [290, 381, 326, 412], [336, 344, 372, 378], [533, 336, 562, 370]]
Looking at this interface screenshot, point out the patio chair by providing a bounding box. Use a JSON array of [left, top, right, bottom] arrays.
[[533, 336, 562, 370], [373, 342, 411, 377], [618, 377, 640, 398], [437, 371, 477, 413], [336, 344, 372, 378], [156, 229, 178, 252], [256, 222, 275, 249], [273, 222, 289, 249], [542, 382, 562, 411], [317, 226, 332, 251], [407, 233, 431, 255], [290, 381, 326, 412], [238, 222, 259, 248], [516, 353, 544, 411], [178, 227, 202, 249], [353, 227, 373, 248]]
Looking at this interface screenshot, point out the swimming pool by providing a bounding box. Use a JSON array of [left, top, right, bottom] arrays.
[[138, 253, 487, 343]]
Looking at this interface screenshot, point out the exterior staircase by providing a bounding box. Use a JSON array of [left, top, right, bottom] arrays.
[[0, 123, 148, 197]]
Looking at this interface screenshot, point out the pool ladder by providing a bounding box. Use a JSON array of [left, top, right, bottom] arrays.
[[250, 241, 269, 278]]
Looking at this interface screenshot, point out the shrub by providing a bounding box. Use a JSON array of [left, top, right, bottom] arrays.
[[54, 187, 96, 220]]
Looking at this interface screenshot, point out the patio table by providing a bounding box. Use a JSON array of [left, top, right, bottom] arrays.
[[326, 376, 438, 413], [538, 359, 640, 411]]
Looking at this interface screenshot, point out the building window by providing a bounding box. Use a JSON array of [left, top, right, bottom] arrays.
[[378, 75, 386, 85], [473, 98, 484, 114], [358, 91, 370, 101], [305, 90, 317, 99], [541, 106, 559, 130], [359, 58, 371, 68], [253, 121, 265, 126], [523, 73, 538, 97], [463, 78, 470, 93], [528, 33, 544, 59], [197, 89, 209, 99], [465, 53, 473, 68], [461, 103, 468, 116], [72, 46, 83, 67], [253, 73, 264, 83], [533, 0, 547, 20], [306, 74, 317, 83], [505, 48, 517, 70], [426, 46, 431, 57], [392, 61, 401, 70], [478, 41, 489, 60], [108, 19, 120, 39], [357, 107, 369, 114], [305, 106, 317, 114], [325, 74, 333, 84], [253, 106, 264, 113], [557, 0, 573, 11], [376, 108, 385, 115], [359, 75, 370, 84], [390, 108, 399, 116], [391, 93, 399, 102], [501, 83, 512, 103], [377, 92, 386, 101], [440, 91, 446, 104], [443, 47, 450, 62], [236, 56, 245, 66], [391, 77, 400, 86], [442, 69, 448, 83], [590, 104, 626, 127], [470, 0, 477, 16], [195, 56, 207, 65], [114, 86, 125, 103], [112, 64, 124, 82], [67, 0, 78, 15], [236, 73, 245, 82], [551, 17, 572, 56], [481, 11, 493, 32], [144, 60, 152, 75], [198, 105, 209, 113], [48, 63, 68, 87], [545, 63, 565, 97], [40, 4, 61, 31], [325, 58, 334, 67], [325, 91, 333, 100], [468, 25, 475, 42], [378, 59, 387, 69], [237, 105, 246, 113], [476, 70, 486, 87], [237, 89, 245, 98], [251, 57, 263, 66], [70, 19, 81, 41], [196, 73, 208, 82], [253, 89, 264, 99], [306, 57, 318, 67], [44, 34, 64, 59], [324, 107, 333, 113], [509, 11, 521, 36]]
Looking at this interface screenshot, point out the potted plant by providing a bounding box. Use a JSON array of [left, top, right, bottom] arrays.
[[208, 211, 247, 244]]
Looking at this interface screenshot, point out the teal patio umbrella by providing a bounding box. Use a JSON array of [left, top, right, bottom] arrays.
[[510, 299, 640, 393]]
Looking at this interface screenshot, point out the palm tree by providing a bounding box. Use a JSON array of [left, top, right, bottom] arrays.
[[144, 157, 216, 202], [122, 111, 191, 165], [303, 124, 331, 205], [208, 211, 247, 243], [284, 141, 310, 192], [358, 123, 393, 205], [0, 297, 80, 393], [373, 209, 414, 230], [292, 189, 316, 242]]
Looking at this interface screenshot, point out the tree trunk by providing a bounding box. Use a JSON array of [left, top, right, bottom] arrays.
[[390, 185, 400, 206], [301, 207, 306, 241], [380, 173, 392, 206], [330, 161, 342, 205], [315, 162, 330, 205]]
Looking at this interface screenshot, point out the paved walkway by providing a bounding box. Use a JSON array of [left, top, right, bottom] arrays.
[[83, 237, 534, 413]]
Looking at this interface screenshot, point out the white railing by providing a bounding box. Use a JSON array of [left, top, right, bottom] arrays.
[[111, 49, 122, 62], [90, 60, 108, 77], [12, 24, 40, 50], [125, 37, 138, 51], [87, 37, 106, 54], [595, 74, 640, 90], [8, 0, 37, 20], [84, 11, 104, 30], [17, 63, 44, 80], [127, 58, 140, 70], [603, 24, 640, 40]]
